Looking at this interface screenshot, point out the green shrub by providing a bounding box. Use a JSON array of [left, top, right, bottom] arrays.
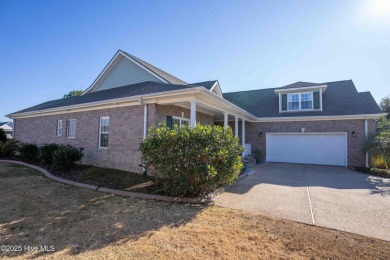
[[53, 145, 84, 170], [253, 149, 262, 164], [40, 143, 59, 164], [140, 124, 244, 197], [19, 143, 40, 162], [0, 139, 20, 158], [365, 117, 390, 169], [0, 129, 7, 142]]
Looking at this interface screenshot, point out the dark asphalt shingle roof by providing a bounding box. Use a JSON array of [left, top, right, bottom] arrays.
[[12, 81, 194, 114], [122, 51, 187, 85], [223, 80, 381, 117], [190, 81, 218, 90], [10, 79, 381, 118], [277, 81, 324, 89]]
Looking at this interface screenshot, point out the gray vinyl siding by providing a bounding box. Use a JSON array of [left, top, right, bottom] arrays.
[[94, 57, 164, 92]]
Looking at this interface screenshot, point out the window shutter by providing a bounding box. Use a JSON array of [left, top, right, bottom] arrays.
[[313, 91, 320, 109], [281, 94, 287, 111], [166, 115, 173, 129]]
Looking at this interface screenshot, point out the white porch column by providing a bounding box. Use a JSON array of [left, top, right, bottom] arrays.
[[242, 119, 246, 157], [234, 116, 239, 136], [224, 112, 229, 128], [143, 104, 148, 139], [190, 101, 197, 127]]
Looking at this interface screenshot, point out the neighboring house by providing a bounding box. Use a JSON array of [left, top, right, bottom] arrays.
[[7, 50, 385, 173], [0, 121, 13, 139]]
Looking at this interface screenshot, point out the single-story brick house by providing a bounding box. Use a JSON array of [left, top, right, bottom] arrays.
[[7, 50, 385, 173]]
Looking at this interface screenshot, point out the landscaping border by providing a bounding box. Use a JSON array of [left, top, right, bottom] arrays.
[[0, 160, 251, 204]]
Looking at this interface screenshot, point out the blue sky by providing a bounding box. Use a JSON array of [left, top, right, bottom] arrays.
[[1, 0, 389, 122]]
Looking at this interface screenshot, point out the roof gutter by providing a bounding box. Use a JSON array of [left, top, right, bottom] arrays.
[[253, 113, 387, 122]]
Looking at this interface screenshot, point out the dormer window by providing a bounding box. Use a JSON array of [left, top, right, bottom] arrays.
[[279, 90, 322, 112], [288, 92, 313, 111]]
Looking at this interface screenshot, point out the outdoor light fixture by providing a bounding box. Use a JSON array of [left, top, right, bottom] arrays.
[[259, 131, 263, 137], [352, 131, 357, 137]]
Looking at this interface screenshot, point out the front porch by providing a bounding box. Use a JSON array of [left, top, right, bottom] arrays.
[[142, 91, 255, 157]]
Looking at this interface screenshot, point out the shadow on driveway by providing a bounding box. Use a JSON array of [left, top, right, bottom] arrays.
[[229, 163, 390, 196]]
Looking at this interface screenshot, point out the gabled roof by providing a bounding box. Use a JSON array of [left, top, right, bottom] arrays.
[[191, 80, 223, 97], [0, 122, 10, 127], [11, 81, 195, 115], [277, 81, 323, 89], [121, 51, 187, 85], [223, 80, 382, 118], [190, 80, 218, 90], [83, 50, 188, 94]]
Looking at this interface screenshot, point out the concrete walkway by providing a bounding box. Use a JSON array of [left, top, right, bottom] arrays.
[[214, 163, 390, 241]]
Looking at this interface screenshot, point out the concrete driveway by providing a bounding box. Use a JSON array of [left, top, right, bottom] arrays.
[[214, 163, 390, 241]]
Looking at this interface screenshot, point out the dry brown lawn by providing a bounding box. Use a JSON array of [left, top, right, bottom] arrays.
[[1, 162, 389, 259]]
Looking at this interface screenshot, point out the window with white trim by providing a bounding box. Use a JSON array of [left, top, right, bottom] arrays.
[[56, 120, 62, 136], [172, 116, 189, 128], [288, 92, 313, 111], [66, 119, 76, 138], [99, 117, 109, 148]]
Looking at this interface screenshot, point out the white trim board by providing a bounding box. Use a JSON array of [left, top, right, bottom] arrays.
[[209, 81, 223, 98], [274, 85, 328, 95]]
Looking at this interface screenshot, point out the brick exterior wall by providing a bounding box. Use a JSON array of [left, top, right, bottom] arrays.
[[14, 104, 214, 173]]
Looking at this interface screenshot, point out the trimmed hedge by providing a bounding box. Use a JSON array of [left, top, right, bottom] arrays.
[[19, 143, 40, 162], [40, 143, 59, 164], [0, 140, 83, 171], [0, 139, 20, 158], [140, 124, 244, 197], [53, 145, 84, 170]]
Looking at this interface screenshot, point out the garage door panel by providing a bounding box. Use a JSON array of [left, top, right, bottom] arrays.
[[266, 133, 346, 166]]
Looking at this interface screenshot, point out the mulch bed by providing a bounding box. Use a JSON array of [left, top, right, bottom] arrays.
[[352, 166, 390, 178], [50, 164, 154, 191]]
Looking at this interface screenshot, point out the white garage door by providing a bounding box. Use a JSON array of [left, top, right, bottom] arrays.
[[266, 133, 347, 166]]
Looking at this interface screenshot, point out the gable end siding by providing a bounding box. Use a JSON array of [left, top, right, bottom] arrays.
[[94, 57, 164, 92]]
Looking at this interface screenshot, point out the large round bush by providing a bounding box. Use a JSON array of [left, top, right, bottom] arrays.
[[53, 145, 84, 170], [140, 124, 244, 197]]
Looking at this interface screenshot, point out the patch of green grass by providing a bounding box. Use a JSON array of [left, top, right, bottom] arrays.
[[52, 164, 151, 190], [354, 166, 390, 178]]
